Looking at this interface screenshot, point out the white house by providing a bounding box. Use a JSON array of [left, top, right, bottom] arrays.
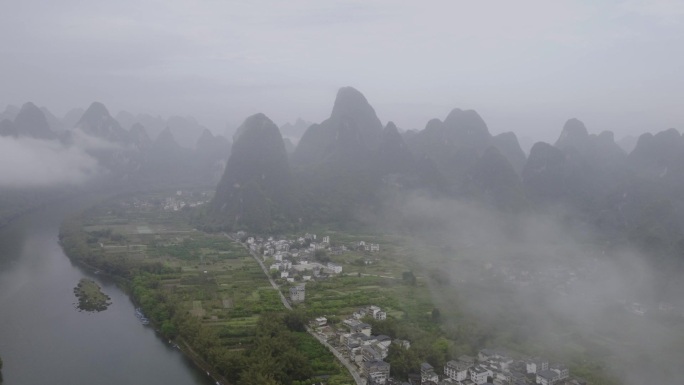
[[363, 360, 390, 385], [525, 357, 548, 374], [361, 345, 383, 362], [289, 284, 305, 302], [368, 305, 387, 321], [478, 348, 506, 362], [444, 360, 471, 381], [315, 317, 327, 326], [536, 369, 560, 385], [469, 366, 492, 385], [420, 362, 439, 383], [550, 363, 569, 380]]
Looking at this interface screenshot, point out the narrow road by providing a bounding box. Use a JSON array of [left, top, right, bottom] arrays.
[[228, 235, 292, 310], [228, 234, 364, 384], [308, 326, 367, 385], [247, 244, 291, 310]]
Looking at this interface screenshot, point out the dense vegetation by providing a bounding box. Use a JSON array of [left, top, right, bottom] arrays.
[[59, 196, 351, 385], [73, 278, 112, 312]]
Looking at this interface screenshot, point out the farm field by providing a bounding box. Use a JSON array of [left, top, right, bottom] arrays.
[[59, 191, 354, 384]]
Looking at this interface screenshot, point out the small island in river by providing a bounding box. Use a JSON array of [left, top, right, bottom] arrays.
[[74, 278, 111, 312]]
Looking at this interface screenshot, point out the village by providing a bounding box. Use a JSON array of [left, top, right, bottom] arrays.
[[241, 232, 379, 284], [311, 304, 587, 385], [239, 232, 589, 385]]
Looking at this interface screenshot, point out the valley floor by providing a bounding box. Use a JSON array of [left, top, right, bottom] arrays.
[[58, 189, 629, 385]]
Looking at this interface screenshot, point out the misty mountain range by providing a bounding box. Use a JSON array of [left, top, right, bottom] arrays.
[[2, 87, 684, 276], [0, 101, 232, 187], [206, 87, 684, 278]]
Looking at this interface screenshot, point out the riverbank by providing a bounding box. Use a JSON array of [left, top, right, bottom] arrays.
[[0, 194, 216, 385], [59, 226, 229, 385], [72, 257, 228, 384], [58, 191, 352, 385]]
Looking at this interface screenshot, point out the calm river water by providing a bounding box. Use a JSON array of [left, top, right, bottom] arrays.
[[0, 197, 214, 385]]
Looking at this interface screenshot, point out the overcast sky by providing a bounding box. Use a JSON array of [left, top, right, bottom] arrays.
[[1, 0, 683, 143]]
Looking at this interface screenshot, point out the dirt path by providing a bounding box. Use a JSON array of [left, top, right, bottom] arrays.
[[227, 234, 365, 384]]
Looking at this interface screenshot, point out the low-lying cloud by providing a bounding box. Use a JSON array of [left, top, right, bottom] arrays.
[[0, 136, 101, 187], [378, 192, 684, 385]]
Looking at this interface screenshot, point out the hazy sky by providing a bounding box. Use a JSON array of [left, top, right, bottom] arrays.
[[1, 0, 683, 142]]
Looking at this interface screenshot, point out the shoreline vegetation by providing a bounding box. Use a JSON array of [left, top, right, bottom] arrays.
[[73, 278, 111, 312], [58, 194, 353, 385]]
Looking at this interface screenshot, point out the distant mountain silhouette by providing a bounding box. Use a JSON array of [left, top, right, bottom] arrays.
[[629, 128, 682, 178], [14, 102, 57, 140], [289, 87, 388, 221], [555, 118, 590, 152], [129, 123, 152, 150], [293, 87, 383, 166], [114, 111, 207, 149], [378, 122, 415, 175], [522, 142, 567, 202], [154, 127, 182, 151], [406, 108, 525, 195], [5, 91, 684, 277], [76, 102, 130, 144], [465, 146, 526, 210], [209, 113, 298, 232], [492, 132, 527, 174]]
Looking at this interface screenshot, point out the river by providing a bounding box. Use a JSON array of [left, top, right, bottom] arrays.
[[0, 197, 215, 385]]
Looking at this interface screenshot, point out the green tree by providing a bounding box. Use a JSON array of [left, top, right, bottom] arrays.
[[387, 343, 420, 379], [240, 367, 281, 385], [161, 320, 178, 338], [283, 309, 308, 332]]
